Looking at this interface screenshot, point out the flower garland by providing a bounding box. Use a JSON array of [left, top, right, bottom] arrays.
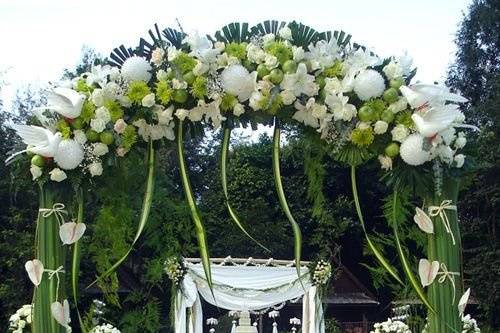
[[371, 318, 411, 333], [164, 256, 187, 286], [310, 259, 332, 286], [8, 305, 32, 333], [7, 22, 472, 184]]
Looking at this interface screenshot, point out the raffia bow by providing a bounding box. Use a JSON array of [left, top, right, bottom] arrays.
[[437, 263, 460, 303], [45, 265, 65, 300], [428, 200, 457, 245], [39, 203, 67, 225]]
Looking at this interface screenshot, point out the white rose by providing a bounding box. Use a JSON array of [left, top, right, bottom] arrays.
[[95, 106, 111, 123], [374, 120, 389, 134], [382, 61, 403, 80], [30, 165, 42, 180], [264, 54, 279, 69], [49, 168, 67, 182], [92, 143, 109, 156], [292, 46, 305, 62], [233, 103, 245, 116], [73, 130, 87, 144], [172, 78, 188, 90], [114, 118, 127, 134], [90, 118, 106, 133], [141, 93, 156, 107], [391, 124, 409, 142], [151, 48, 165, 66], [91, 89, 105, 107], [280, 90, 296, 106], [88, 162, 103, 177], [157, 69, 169, 81], [278, 26, 292, 40]]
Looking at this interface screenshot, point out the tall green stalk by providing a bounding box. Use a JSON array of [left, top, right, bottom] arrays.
[[33, 183, 66, 333], [425, 177, 462, 333]]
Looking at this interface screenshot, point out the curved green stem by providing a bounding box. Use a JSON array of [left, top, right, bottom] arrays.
[[350, 166, 403, 285], [221, 125, 270, 252], [72, 187, 86, 331], [390, 190, 435, 313], [177, 120, 213, 290], [272, 118, 303, 277], [88, 140, 155, 288]]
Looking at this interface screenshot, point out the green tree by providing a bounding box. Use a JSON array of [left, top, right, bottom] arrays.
[[447, 0, 500, 328]]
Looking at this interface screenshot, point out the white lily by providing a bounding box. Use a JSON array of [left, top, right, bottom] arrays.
[[281, 63, 319, 97]]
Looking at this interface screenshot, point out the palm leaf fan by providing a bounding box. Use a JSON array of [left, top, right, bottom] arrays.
[[250, 20, 287, 36], [162, 27, 186, 48], [287, 21, 319, 47], [214, 22, 251, 43]]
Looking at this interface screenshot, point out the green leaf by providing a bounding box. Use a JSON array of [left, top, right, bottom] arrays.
[[88, 140, 156, 288], [72, 187, 86, 331], [250, 20, 287, 36], [214, 22, 251, 43], [272, 119, 303, 278], [288, 21, 319, 47], [177, 120, 213, 291], [350, 166, 403, 285], [221, 126, 270, 251]]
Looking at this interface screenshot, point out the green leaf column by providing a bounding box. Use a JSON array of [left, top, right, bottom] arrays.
[[426, 177, 462, 333], [33, 183, 66, 333]]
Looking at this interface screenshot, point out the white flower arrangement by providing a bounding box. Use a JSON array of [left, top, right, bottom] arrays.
[[370, 318, 411, 333], [90, 323, 121, 333], [311, 260, 332, 286], [9, 304, 32, 333], [164, 257, 187, 285]]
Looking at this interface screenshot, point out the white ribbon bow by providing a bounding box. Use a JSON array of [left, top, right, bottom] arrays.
[[39, 203, 68, 225], [428, 200, 457, 245], [437, 263, 460, 303], [45, 265, 66, 300]]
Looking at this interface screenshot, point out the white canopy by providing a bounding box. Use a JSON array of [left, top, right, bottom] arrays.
[[174, 258, 324, 333]]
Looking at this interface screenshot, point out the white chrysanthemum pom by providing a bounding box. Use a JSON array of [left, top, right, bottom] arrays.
[[221, 64, 257, 102], [121, 56, 152, 82], [400, 134, 431, 166], [54, 139, 84, 170], [353, 69, 386, 101]]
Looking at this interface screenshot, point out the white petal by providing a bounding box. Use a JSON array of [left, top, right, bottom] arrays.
[[458, 288, 471, 316], [59, 222, 86, 245], [51, 300, 71, 328], [414, 207, 434, 234], [418, 259, 439, 287], [25, 259, 44, 286]]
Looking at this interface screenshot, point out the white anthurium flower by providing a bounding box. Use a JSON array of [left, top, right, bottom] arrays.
[[221, 64, 257, 102], [30, 165, 42, 180], [281, 63, 319, 97], [325, 93, 357, 122], [59, 221, 86, 245], [25, 259, 44, 286], [121, 56, 152, 82], [49, 168, 67, 182], [292, 98, 321, 128], [458, 288, 471, 316], [418, 258, 440, 287], [414, 207, 434, 234], [51, 299, 71, 329]]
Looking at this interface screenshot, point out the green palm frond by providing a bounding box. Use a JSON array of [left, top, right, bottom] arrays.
[[162, 27, 186, 48], [250, 20, 287, 36], [214, 22, 251, 43], [317, 30, 352, 48], [288, 21, 319, 47]]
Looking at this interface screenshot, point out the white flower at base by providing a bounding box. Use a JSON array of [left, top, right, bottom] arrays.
[[90, 323, 121, 333], [141, 93, 155, 107], [221, 64, 257, 102], [49, 168, 67, 182], [121, 56, 152, 82], [371, 318, 411, 333], [89, 162, 103, 177], [400, 134, 431, 166], [354, 69, 386, 101], [30, 165, 42, 180], [54, 139, 84, 170], [374, 121, 389, 134]]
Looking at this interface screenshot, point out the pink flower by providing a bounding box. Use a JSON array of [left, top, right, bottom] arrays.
[[114, 119, 127, 134]]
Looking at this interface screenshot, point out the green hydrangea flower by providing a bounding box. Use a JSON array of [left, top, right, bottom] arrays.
[[192, 76, 207, 99], [104, 100, 124, 122], [266, 41, 292, 65], [220, 93, 238, 111], [127, 81, 151, 104], [225, 42, 247, 60], [396, 110, 414, 128], [323, 60, 343, 78], [121, 125, 137, 150], [56, 119, 72, 139], [155, 80, 173, 105], [171, 53, 197, 74], [80, 100, 96, 123], [351, 127, 374, 147]]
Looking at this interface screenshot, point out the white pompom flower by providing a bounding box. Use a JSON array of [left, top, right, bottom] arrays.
[[121, 56, 152, 82], [400, 134, 431, 166], [353, 69, 386, 101], [54, 139, 84, 170], [221, 64, 257, 102]]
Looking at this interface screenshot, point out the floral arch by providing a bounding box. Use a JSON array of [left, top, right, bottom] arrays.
[[9, 21, 474, 333]]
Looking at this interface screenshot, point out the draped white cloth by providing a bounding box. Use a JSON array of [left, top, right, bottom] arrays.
[[175, 262, 324, 333]]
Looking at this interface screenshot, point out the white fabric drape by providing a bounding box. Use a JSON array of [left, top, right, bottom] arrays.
[[174, 263, 324, 333]]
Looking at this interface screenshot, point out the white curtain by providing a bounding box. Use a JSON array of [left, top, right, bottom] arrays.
[[175, 263, 324, 333]]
